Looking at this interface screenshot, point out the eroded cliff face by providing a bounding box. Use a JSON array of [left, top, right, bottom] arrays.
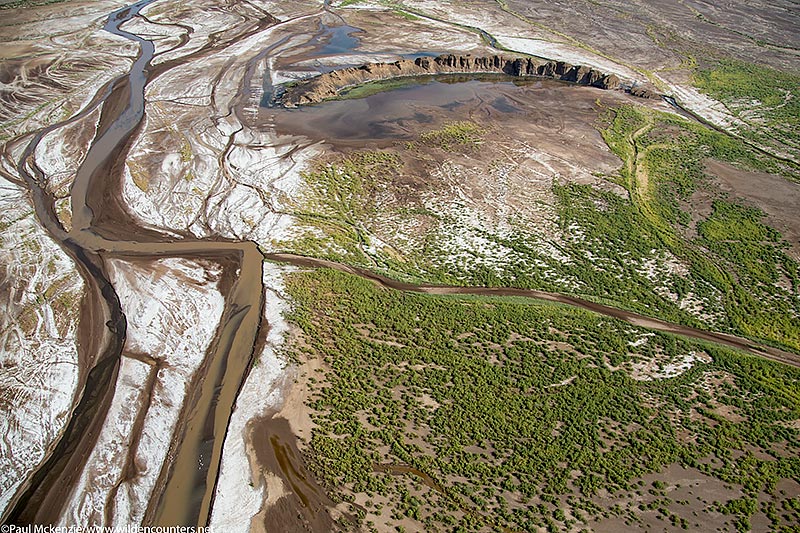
[[277, 53, 638, 107]]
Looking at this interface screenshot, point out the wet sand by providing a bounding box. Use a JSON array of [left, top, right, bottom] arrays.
[[5, 0, 272, 526], [4, 0, 799, 527], [248, 416, 342, 532], [3, 244, 126, 525]]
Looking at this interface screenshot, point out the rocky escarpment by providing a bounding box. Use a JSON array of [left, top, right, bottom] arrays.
[[277, 53, 654, 107]]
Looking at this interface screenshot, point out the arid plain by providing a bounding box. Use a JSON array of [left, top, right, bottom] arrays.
[[1, 0, 799, 531]]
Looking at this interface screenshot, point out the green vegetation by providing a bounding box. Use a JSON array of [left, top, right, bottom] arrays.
[[286, 268, 800, 532], [418, 121, 485, 151], [391, 7, 420, 21], [285, 150, 403, 265], [280, 125, 476, 279], [338, 77, 430, 100], [693, 60, 800, 161], [299, 151, 400, 223], [698, 201, 779, 244], [694, 61, 798, 113], [337, 74, 521, 103], [595, 104, 800, 351], [283, 103, 800, 353], [271, 15, 800, 533]]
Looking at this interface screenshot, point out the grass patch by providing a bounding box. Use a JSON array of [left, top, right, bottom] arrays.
[[338, 77, 429, 100], [299, 151, 400, 222], [594, 104, 800, 351], [693, 60, 800, 122], [282, 100, 799, 353], [419, 120, 485, 151], [693, 60, 800, 160], [392, 7, 420, 20], [280, 150, 406, 266], [698, 201, 780, 244]]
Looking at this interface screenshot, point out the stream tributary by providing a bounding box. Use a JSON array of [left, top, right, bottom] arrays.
[[5, 0, 266, 527]]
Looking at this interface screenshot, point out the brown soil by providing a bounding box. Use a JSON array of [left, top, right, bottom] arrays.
[[590, 463, 743, 532], [4, 0, 800, 528], [705, 159, 800, 260], [503, 0, 799, 73], [270, 76, 635, 258]]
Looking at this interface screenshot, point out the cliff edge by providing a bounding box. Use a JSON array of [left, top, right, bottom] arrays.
[[276, 53, 657, 107]]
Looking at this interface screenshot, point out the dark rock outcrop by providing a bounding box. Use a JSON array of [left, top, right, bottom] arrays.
[[629, 84, 660, 99], [277, 53, 644, 107]]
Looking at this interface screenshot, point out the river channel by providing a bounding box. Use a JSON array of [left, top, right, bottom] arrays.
[[4, 0, 266, 527]]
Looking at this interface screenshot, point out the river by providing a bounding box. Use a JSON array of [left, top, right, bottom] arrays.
[[4, 0, 266, 526]]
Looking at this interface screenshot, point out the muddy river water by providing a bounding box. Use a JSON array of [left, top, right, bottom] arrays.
[[6, 0, 265, 527], [3, 0, 799, 528]]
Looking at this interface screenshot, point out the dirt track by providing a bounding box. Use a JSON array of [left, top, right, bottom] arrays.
[[265, 253, 800, 369]]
